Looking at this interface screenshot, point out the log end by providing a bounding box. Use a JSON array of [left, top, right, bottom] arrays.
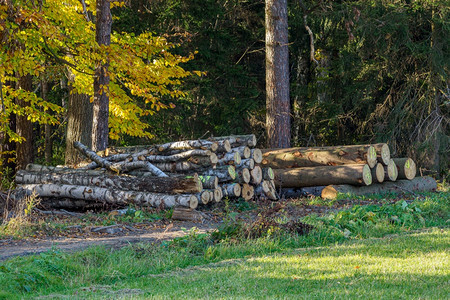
[[321, 185, 338, 200], [367, 146, 377, 168], [387, 159, 398, 181], [362, 164, 372, 186], [404, 158, 416, 180], [213, 188, 223, 202], [380, 143, 391, 165], [374, 163, 385, 183], [241, 168, 251, 184], [189, 195, 199, 209], [224, 140, 232, 153], [252, 149, 263, 164], [210, 142, 219, 152], [234, 152, 242, 165], [228, 165, 236, 180], [251, 166, 263, 185], [263, 167, 275, 180], [241, 183, 254, 200]]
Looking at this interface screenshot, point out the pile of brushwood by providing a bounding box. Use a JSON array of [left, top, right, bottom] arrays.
[[261, 144, 437, 199], [13, 134, 276, 212]]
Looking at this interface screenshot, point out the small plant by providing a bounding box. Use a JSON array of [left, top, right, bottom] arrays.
[[1, 191, 40, 238]]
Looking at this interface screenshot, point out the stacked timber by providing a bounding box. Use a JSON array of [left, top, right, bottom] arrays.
[[14, 134, 277, 210], [261, 144, 433, 199]]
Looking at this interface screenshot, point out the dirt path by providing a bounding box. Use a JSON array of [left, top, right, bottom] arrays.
[[0, 222, 217, 261]]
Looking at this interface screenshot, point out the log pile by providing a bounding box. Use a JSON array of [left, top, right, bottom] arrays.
[[14, 134, 277, 210], [262, 144, 435, 199]]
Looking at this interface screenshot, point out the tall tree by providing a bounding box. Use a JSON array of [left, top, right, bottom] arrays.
[[15, 74, 33, 170], [265, 0, 291, 148], [92, 0, 112, 152]]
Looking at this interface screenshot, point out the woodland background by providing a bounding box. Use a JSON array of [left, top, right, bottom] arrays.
[[0, 0, 448, 183]]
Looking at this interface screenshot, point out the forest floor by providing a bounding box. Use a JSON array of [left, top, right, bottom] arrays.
[[0, 194, 420, 261]]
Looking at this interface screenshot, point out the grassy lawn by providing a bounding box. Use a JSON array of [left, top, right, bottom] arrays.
[[0, 190, 448, 299]]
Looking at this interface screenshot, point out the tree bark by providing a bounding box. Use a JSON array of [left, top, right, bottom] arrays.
[[15, 74, 34, 171], [17, 183, 198, 209], [202, 166, 236, 182], [172, 207, 204, 222], [392, 158, 416, 180], [261, 145, 378, 168], [233, 146, 251, 159], [235, 168, 251, 184], [321, 176, 437, 200], [15, 170, 202, 194], [273, 164, 372, 188], [237, 158, 255, 170], [92, 0, 112, 151], [40, 77, 52, 164], [217, 151, 241, 166], [265, 0, 290, 148], [262, 167, 275, 180]]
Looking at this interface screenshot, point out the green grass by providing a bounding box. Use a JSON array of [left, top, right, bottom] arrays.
[[0, 191, 448, 299]]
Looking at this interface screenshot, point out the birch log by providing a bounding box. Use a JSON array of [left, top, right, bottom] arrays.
[[217, 152, 241, 166], [210, 134, 257, 147], [202, 166, 236, 182], [251, 149, 263, 164], [15, 170, 202, 194], [221, 183, 241, 198], [236, 159, 255, 170], [158, 140, 218, 152], [233, 146, 251, 159], [250, 166, 263, 185], [198, 175, 219, 189], [241, 183, 255, 200], [273, 164, 372, 188], [17, 184, 198, 208]]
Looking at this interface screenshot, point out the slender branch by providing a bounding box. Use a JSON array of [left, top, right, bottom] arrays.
[[0, 80, 4, 113], [79, 0, 91, 22], [297, 0, 318, 65]]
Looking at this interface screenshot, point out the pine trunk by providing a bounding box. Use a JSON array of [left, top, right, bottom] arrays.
[[273, 164, 372, 188], [261, 145, 377, 169], [321, 176, 437, 199]]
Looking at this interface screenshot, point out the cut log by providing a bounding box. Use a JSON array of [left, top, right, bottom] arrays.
[[236, 158, 255, 170], [209, 188, 223, 202], [371, 163, 385, 183], [250, 166, 263, 185], [392, 158, 416, 180], [198, 175, 219, 189], [221, 183, 241, 198], [254, 180, 277, 200], [241, 183, 255, 200], [153, 161, 206, 172], [202, 165, 236, 182], [15, 170, 202, 194], [279, 186, 326, 198], [233, 146, 251, 159], [321, 176, 437, 199], [261, 145, 378, 169], [158, 140, 218, 152], [251, 149, 263, 164], [172, 207, 204, 222], [188, 153, 218, 165], [262, 167, 275, 180], [16, 184, 198, 209], [26, 164, 110, 175], [210, 134, 257, 147], [273, 164, 372, 188], [385, 159, 398, 181], [372, 143, 390, 165], [74, 141, 167, 177], [216, 140, 232, 153], [217, 151, 241, 166], [144, 149, 212, 163], [236, 168, 251, 184], [39, 197, 105, 209], [197, 190, 211, 205]]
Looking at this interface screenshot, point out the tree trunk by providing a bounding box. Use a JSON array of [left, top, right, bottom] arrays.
[[261, 145, 378, 168], [15, 170, 202, 194], [321, 176, 437, 200], [16, 183, 198, 209], [65, 70, 93, 165], [237, 159, 255, 170], [15, 74, 34, 171], [265, 0, 290, 148], [273, 164, 372, 188], [235, 168, 251, 184], [40, 77, 53, 164], [392, 158, 416, 180], [92, 0, 112, 152]]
